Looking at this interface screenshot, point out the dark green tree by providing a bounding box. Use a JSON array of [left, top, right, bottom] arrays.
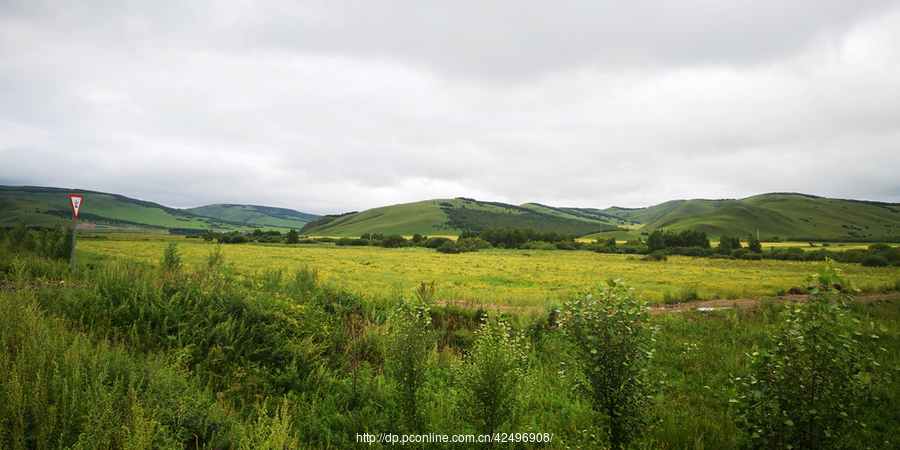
[[286, 229, 300, 244], [747, 234, 762, 253], [647, 230, 666, 252]]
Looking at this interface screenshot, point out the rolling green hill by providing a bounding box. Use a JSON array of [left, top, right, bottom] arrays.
[[298, 198, 621, 237], [6, 186, 900, 242], [300, 193, 900, 242], [184, 204, 318, 229], [0, 186, 308, 232], [643, 193, 900, 241], [298, 199, 461, 237]]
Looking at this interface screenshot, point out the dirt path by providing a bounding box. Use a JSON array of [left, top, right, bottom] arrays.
[[649, 292, 900, 314], [435, 292, 900, 315]]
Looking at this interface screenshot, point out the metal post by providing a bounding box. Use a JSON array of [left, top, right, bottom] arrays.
[[72, 215, 77, 270]]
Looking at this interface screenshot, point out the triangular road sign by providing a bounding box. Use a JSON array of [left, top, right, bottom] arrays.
[[70, 195, 83, 219]]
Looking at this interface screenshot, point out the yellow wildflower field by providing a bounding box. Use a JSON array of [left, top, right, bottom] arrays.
[[78, 236, 900, 306]]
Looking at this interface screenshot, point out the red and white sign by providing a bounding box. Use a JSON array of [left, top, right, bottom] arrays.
[[70, 195, 83, 219]]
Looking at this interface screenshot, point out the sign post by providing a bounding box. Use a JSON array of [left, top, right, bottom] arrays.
[[70, 195, 82, 270]]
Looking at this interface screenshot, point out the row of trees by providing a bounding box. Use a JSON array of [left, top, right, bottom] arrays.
[[1, 222, 72, 261], [195, 225, 899, 267], [195, 229, 307, 244]]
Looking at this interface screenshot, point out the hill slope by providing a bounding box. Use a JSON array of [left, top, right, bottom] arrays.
[[640, 193, 900, 241], [299, 198, 621, 237], [184, 204, 319, 229], [300, 193, 900, 241], [0, 186, 296, 232]]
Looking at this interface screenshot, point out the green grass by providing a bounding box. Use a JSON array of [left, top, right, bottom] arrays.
[[2, 229, 899, 449]]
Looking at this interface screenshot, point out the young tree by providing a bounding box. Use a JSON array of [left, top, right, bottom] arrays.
[[456, 313, 529, 438], [160, 242, 182, 274], [560, 279, 658, 449], [386, 297, 432, 432], [733, 261, 889, 449], [286, 229, 300, 244]]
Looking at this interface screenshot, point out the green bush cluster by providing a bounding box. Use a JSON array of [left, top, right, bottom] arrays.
[[1, 222, 72, 261]]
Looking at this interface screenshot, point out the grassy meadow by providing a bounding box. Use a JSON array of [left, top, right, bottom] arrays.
[[78, 235, 900, 306], [2, 230, 899, 449]]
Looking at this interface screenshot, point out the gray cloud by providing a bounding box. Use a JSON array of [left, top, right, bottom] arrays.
[[2, 1, 899, 214]]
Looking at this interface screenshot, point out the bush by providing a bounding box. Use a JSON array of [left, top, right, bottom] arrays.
[[456, 313, 528, 436], [643, 250, 668, 262], [419, 237, 452, 249], [734, 249, 762, 260], [522, 241, 558, 251], [160, 242, 182, 274], [732, 261, 890, 449], [559, 279, 658, 449], [380, 234, 408, 248], [436, 238, 490, 254], [861, 254, 889, 267], [385, 297, 432, 432]]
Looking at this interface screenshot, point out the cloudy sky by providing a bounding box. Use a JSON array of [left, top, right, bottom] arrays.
[[2, 1, 899, 215]]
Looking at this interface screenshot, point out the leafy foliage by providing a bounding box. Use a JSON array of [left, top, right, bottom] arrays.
[[385, 296, 433, 432], [160, 241, 182, 273], [560, 279, 658, 449], [732, 261, 891, 449], [456, 313, 529, 437]]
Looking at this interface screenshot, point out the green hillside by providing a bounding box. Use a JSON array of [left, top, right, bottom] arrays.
[[184, 204, 319, 229], [299, 198, 619, 237], [299, 199, 455, 236], [641, 193, 900, 241], [7, 186, 900, 242], [1, 186, 248, 232]]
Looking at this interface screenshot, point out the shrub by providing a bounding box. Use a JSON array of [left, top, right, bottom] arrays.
[[643, 250, 668, 262], [380, 234, 408, 248], [456, 313, 528, 437], [559, 279, 658, 449], [436, 240, 460, 254], [160, 242, 182, 274], [732, 261, 890, 449], [419, 237, 452, 249], [861, 254, 889, 267], [522, 241, 557, 251], [385, 297, 432, 432]]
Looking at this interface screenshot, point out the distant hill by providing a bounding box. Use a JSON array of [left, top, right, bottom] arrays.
[[184, 204, 319, 229], [5, 186, 900, 241], [636, 193, 900, 241], [299, 198, 623, 237], [301, 193, 900, 242], [0, 186, 315, 232]]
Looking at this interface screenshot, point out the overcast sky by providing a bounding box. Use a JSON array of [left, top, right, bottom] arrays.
[[2, 1, 899, 215]]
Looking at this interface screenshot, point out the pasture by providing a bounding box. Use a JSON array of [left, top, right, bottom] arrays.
[[78, 234, 900, 306]]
